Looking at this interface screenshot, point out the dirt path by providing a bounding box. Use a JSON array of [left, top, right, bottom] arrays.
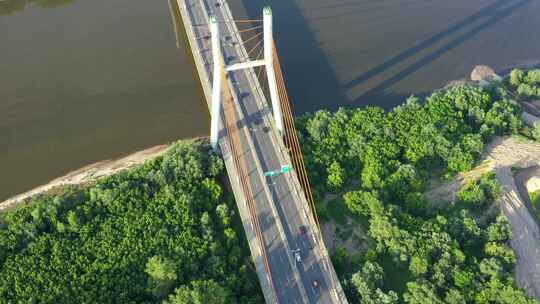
[[0, 144, 172, 213], [427, 136, 540, 299], [427, 137, 540, 203], [498, 166, 540, 298]]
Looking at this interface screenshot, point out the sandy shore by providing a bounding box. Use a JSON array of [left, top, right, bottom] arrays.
[[0, 144, 173, 213]]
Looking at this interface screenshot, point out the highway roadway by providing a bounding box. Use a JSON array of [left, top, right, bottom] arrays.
[[181, 0, 343, 302]]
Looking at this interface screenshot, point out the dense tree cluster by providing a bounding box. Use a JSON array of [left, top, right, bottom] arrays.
[[509, 68, 540, 99], [506, 68, 540, 142], [298, 85, 521, 197], [299, 85, 534, 303], [456, 173, 502, 211], [0, 141, 262, 303], [533, 123, 540, 142]]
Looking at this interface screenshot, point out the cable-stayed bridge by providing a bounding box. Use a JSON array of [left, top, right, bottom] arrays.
[[170, 1, 348, 303]]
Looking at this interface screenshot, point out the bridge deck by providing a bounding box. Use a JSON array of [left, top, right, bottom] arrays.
[[173, 0, 347, 303]]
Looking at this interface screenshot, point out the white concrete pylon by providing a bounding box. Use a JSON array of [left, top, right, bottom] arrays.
[[263, 7, 284, 134], [210, 16, 222, 151]]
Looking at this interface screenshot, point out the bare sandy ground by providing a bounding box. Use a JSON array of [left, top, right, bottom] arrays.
[[0, 144, 172, 213], [427, 136, 540, 299], [498, 167, 540, 299]]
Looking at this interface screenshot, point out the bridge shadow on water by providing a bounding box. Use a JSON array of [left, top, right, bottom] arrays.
[[346, 0, 532, 105], [304, 0, 426, 22], [235, 0, 532, 112]]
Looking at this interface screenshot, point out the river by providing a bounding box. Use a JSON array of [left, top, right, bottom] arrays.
[[1, 0, 539, 201]]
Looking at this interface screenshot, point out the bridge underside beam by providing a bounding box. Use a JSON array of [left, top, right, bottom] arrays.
[[226, 59, 266, 72]]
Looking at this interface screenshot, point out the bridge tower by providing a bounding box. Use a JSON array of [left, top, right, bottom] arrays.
[[209, 16, 222, 150], [262, 7, 284, 135], [210, 7, 284, 151]]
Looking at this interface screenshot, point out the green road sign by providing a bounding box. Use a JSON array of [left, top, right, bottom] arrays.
[[264, 170, 278, 177], [265, 165, 291, 177]]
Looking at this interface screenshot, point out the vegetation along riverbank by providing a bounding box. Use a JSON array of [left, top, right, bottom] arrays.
[[295, 67, 540, 302], [2, 67, 540, 303], [0, 140, 263, 303]]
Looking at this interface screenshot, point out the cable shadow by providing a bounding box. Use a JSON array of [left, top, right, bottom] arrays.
[[345, 0, 514, 91], [304, 0, 365, 13], [350, 0, 531, 105]]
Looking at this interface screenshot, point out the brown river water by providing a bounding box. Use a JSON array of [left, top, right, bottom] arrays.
[[1, 0, 539, 201]]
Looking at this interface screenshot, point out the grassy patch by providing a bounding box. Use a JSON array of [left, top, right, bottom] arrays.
[[530, 190, 540, 219], [531, 190, 540, 207]]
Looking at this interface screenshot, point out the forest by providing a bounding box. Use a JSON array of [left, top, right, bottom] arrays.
[[0, 141, 262, 303], [1, 82, 537, 303], [297, 84, 536, 303]]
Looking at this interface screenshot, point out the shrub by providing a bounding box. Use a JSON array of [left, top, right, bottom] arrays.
[[457, 182, 487, 209], [456, 173, 500, 210], [509, 68, 540, 99], [509, 69, 525, 87], [532, 122, 540, 141], [526, 69, 540, 84]]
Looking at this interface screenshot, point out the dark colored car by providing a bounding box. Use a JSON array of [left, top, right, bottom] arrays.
[[299, 225, 307, 235]]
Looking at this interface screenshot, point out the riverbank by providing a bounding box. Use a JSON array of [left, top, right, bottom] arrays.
[[0, 142, 177, 213]]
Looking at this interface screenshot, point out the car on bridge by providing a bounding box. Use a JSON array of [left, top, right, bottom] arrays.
[[292, 249, 302, 263]]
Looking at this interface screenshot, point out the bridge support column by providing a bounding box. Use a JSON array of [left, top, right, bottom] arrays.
[[263, 7, 284, 134], [210, 16, 222, 151]]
